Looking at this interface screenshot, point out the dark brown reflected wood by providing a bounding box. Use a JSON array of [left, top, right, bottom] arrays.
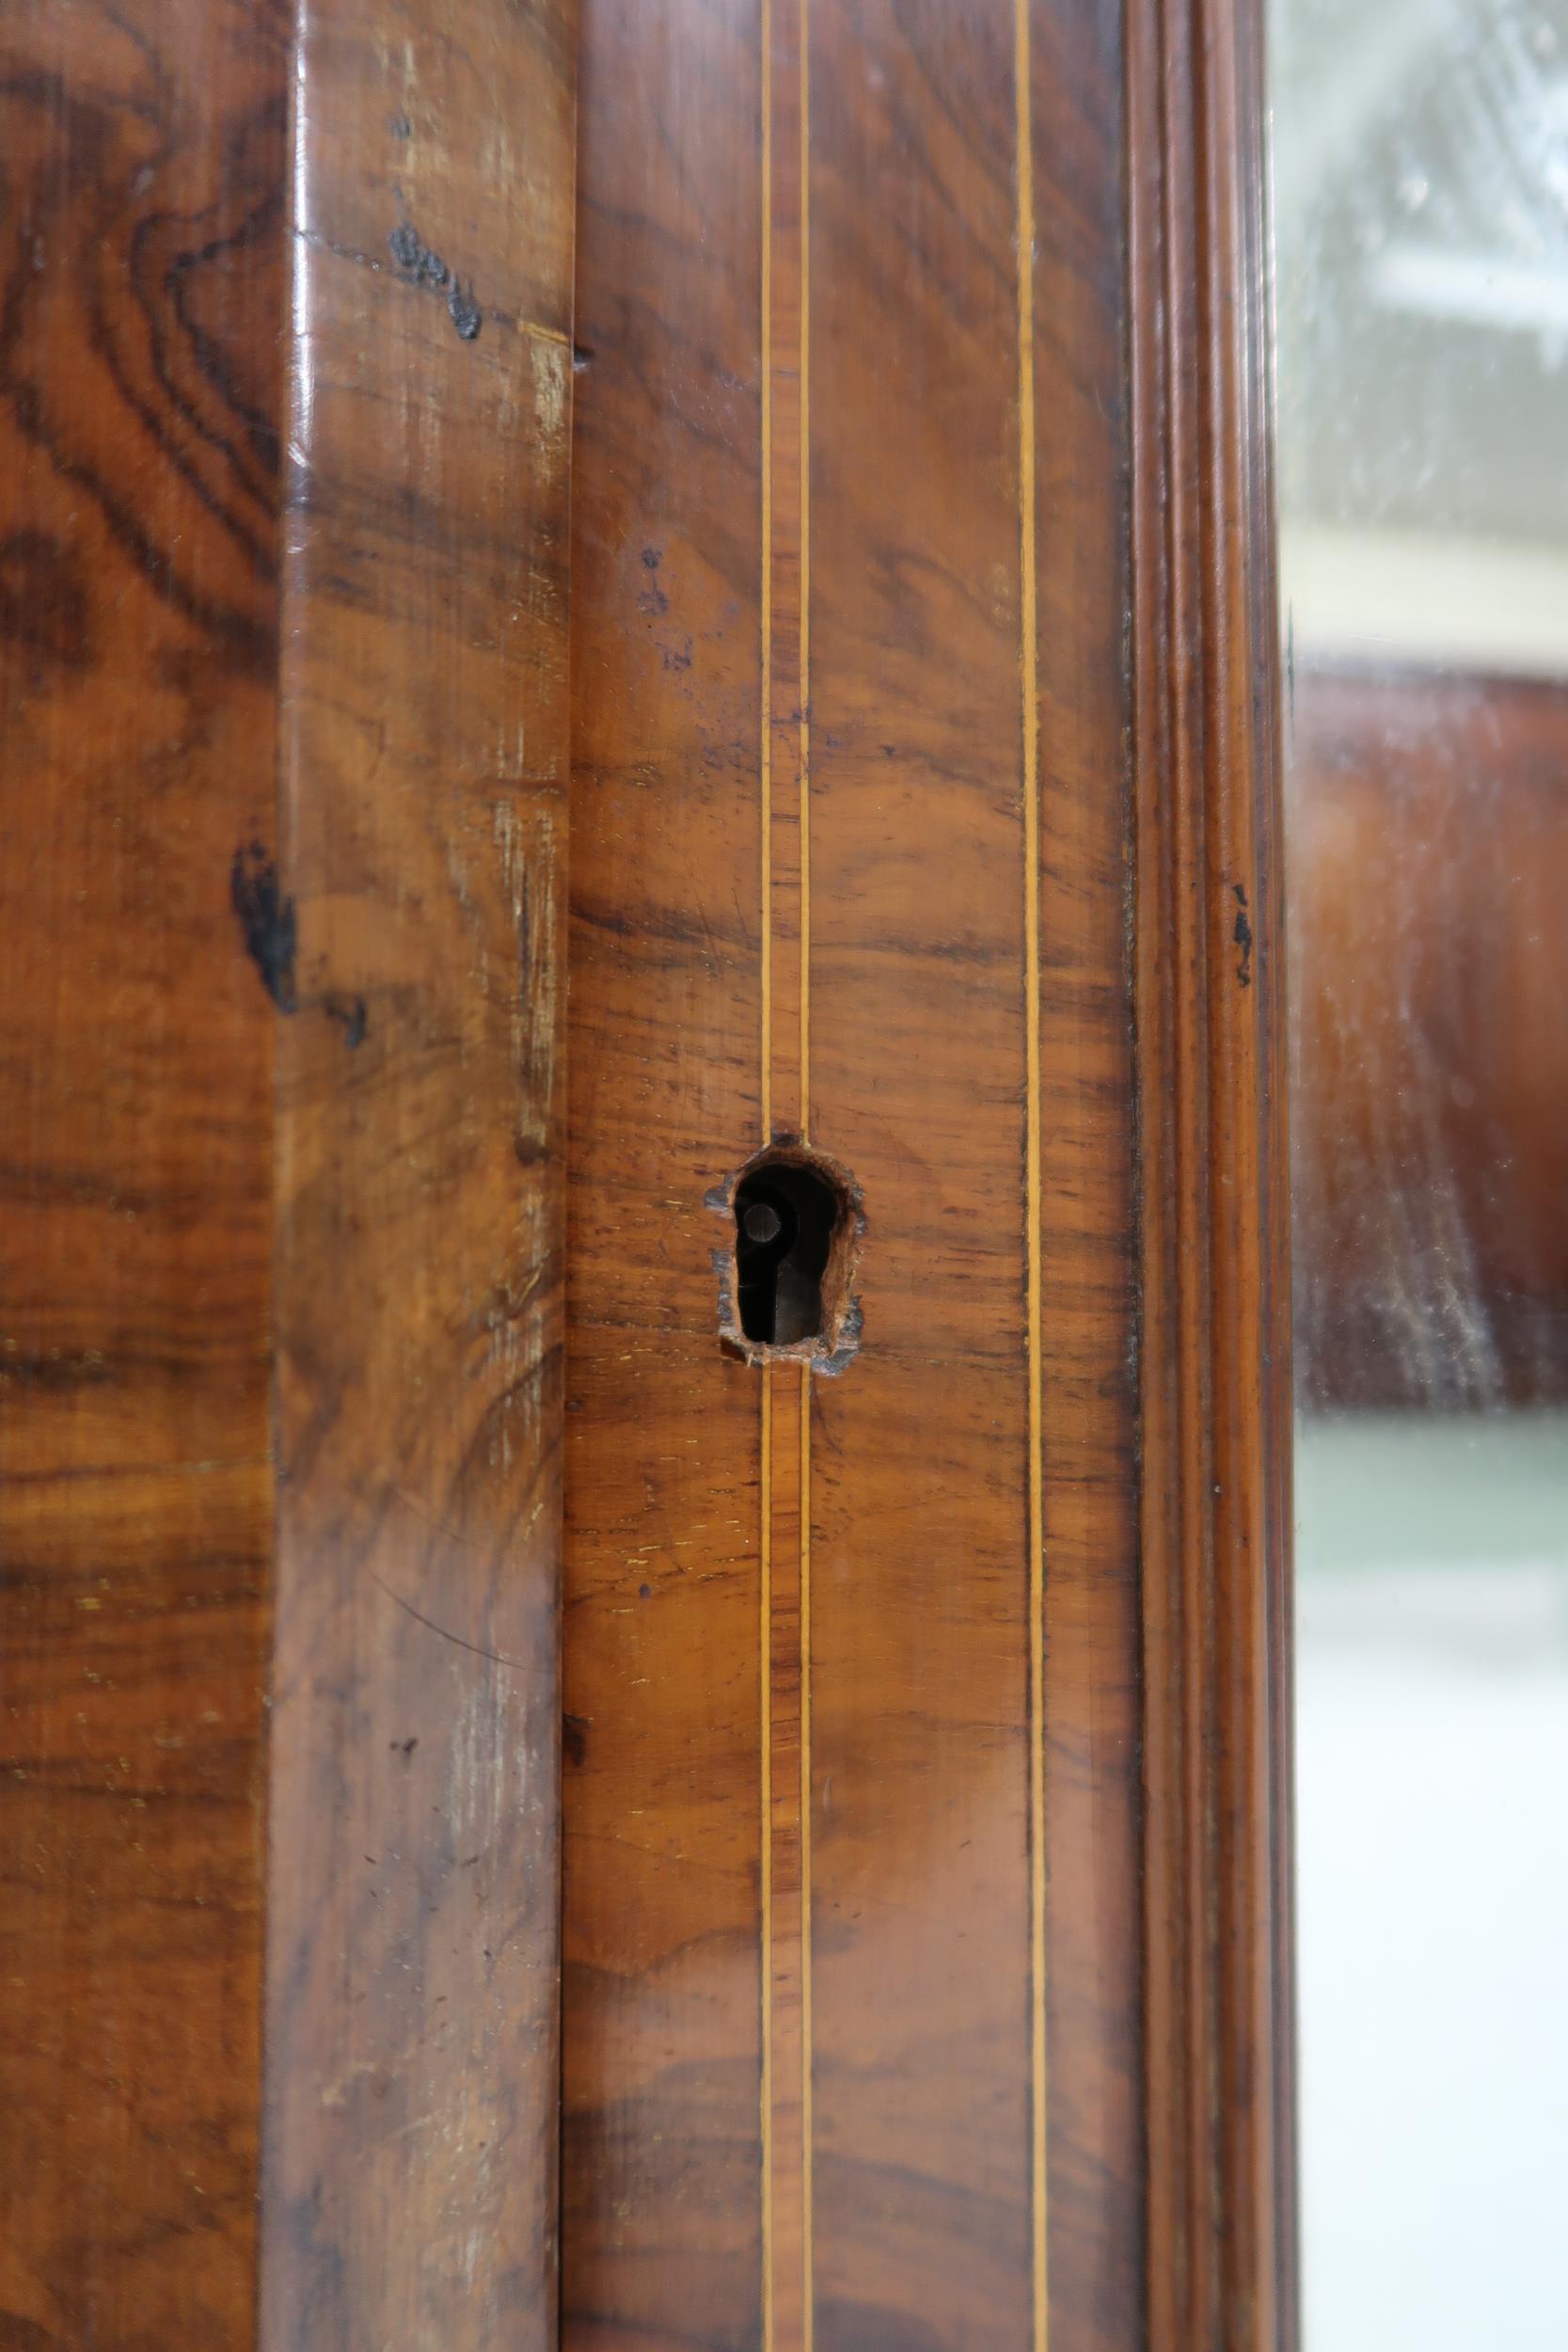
[[1291, 662, 1568, 1410]]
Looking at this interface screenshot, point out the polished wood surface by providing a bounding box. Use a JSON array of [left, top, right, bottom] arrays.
[[563, 4, 1141, 2347], [564, 7, 765, 2342], [1, 4, 576, 2346], [1129, 0, 1296, 2340], [261, 6, 575, 2346], [1290, 661, 1568, 1409], [3, 3, 1295, 2343], [1028, 2, 1145, 2340], [0, 4, 284, 2342]]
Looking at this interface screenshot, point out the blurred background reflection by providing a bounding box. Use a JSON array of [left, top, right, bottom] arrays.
[[1271, 0, 1568, 2343]]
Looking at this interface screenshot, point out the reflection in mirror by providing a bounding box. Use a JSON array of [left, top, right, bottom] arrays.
[[1272, 2, 1568, 2344]]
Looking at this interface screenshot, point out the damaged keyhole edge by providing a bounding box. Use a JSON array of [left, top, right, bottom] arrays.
[[706, 1140, 865, 1374]]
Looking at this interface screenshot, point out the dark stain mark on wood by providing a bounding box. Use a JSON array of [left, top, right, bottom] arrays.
[[230, 840, 296, 1010], [1232, 882, 1254, 988], [448, 280, 482, 341], [638, 545, 670, 615], [324, 990, 369, 1049], [388, 220, 449, 287], [388, 221, 482, 342], [562, 1714, 589, 1769], [231, 849, 366, 1044]]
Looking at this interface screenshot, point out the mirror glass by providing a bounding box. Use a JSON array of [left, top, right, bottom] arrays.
[[1271, 3, 1568, 2344]]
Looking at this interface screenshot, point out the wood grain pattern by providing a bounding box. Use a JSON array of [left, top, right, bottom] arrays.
[[3, 4, 577, 2344], [762, 11, 813, 2337], [1028, 0, 1147, 2342], [0, 3, 284, 2342], [260, 6, 575, 2347], [1128, 0, 1296, 2340], [1290, 661, 1568, 1408], [805, 7, 1036, 2345], [563, 1, 765, 2339], [563, 2, 1144, 2347], [3, 0, 1295, 2337]]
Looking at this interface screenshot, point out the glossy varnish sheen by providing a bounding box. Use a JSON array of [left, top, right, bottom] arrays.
[[261, 5, 575, 2347], [0, 4, 284, 2342], [2, 2, 1292, 2343], [1130, 0, 1295, 2337], [1, 4, 577, 2347], [564, 1, 766, 2340], [562, 3, 1143, 2346]]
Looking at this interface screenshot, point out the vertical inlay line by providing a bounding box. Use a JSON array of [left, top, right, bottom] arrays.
[[760, 1371, 775, 2352], [759, 10, 776, 2350], [760, 8, 813, 2344], [1014, 0, 1048, 2344], [799, 1360, 814, 2352], [797, 9, 815, 2346], [797, 0, 812, 1142], [760, 0, 775, 1152]]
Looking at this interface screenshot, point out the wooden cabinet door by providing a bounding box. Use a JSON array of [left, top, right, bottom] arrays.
[[0, 4, 1291, 2350], [561, 4, 1291, 2350]]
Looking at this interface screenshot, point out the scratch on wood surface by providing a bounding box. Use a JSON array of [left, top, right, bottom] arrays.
[[368, 1567, 527, 1672]]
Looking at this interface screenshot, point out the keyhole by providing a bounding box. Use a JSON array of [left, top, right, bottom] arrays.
[[735, 1160, 838, 1344]]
